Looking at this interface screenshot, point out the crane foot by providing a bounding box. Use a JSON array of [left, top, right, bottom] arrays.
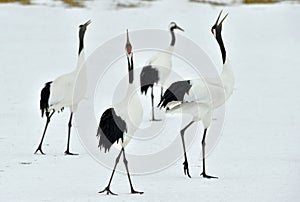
[[183, 161, 191, 178], [34, 146, 45, 155], [150, 118, 162, 122], [131, 189, 144, 194], [64, 150, 78, 155], [200, 172, 218, 179], [99, 186, 117, 195]]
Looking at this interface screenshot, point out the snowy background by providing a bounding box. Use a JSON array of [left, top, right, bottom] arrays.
[[0, 0, 300, 201]]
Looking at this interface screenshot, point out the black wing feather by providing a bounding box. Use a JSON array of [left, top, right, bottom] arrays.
[[96, 108, 127, 153], [158, 80, 192, 109], [140, 65, 159, 95], [40, 81, 52, 117]]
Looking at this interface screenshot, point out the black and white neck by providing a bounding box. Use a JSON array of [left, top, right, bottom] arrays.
[[125, 29, 134, 84], [215, 25, 226, 64], [127, 55, 134, 84], [211, 11, 228, 64], [169, 22, 184, 47], [170, 27, 176, 46], [78, 20, 91, 55]]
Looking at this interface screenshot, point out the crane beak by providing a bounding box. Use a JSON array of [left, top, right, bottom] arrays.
[[176, 25, 184, 32], [215, 10, 223, 26], [219, 13, 228, 25], [83, 20, 91, 27], [214, 10, 228, 27]]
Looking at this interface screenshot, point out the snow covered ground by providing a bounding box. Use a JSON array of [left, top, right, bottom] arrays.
[[0, 0, 300, 201]]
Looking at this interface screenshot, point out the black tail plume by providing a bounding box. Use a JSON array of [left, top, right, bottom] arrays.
[[40, 82, 52, 117], [140, 65, 159, 95], [96, 108, 127, 153], [158, 80, 192, 109]]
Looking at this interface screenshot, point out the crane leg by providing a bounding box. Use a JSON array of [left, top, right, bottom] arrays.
[[200, 128, 218, 179], [160, 86, 163, 100], [122, 148, 143, 194], [151, 87, 161, 121], [180, 120, 194, 178], [64, 112, 77, 155], [34, 111, 55, 155], [99, 149, 123, 195]]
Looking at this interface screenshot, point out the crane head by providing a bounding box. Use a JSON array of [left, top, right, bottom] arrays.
[[125, 29, 134, 84], [79, 20, 91, 31], [211, 10, 228, 36], [125, 29, 132, 56], [169, 22, 184, 32]]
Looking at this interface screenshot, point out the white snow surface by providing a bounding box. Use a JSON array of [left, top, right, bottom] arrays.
[[0, 0, 300, 201]]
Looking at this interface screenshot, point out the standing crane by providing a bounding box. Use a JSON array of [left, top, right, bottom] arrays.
[[140, 22, 184, 121], [158, 11, 234, 178], [35, 20, 91, 155], [97, 30, 143, 195]]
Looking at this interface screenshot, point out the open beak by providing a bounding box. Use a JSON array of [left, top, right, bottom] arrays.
[[215, 10, 223, 26], [219, 13, 228, 25], [211, 11, 228, 35], [176, 25, 184, 32], [215, 10, 228, 27]]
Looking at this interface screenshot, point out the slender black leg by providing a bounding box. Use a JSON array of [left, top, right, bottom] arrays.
[[180, 121, 194, 178], [34, 111, 55, 155], [64, 112, 77, 155], [200, 128, 218, 179], [99, 150, 123, 195], [151, 87, 161, 121], [160, 86, 163, 100], [122, 148, 143, 194]]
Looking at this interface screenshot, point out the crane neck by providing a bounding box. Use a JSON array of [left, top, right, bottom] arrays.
[[216, 31, 226, 64], [221, 59, 234, 102], [170, 28, 176, 47], [127, 54, 134, 84], [76, 28, 87, 73], [78, 29, 86, 55], [76, 50, 86, 71]]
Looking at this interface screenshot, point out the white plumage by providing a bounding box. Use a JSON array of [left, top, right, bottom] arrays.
[[114, 77, 143, 147], [168, 59, 234, 110], [35, 20, 91, 155], [146, 46, 174, 83], [140, 22, 184, 121], [97, 30, 143, 195], [48, 51, 87, 112], [159, 11, 234, 178]]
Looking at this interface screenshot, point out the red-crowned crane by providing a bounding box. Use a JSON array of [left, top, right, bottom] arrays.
[[97, 30, 143, 195], [140, 22, 184, 121], [35, 20, 91, 155], [158, 11, 234, 178]]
